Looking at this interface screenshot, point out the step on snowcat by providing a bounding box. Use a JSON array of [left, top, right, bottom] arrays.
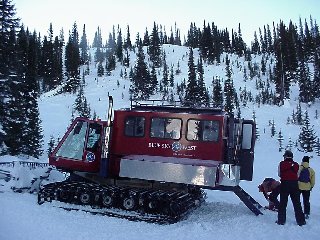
[[38, 96, 263, 223]]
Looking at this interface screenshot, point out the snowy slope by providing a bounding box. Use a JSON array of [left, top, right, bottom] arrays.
[[1, 45, 320, 240]]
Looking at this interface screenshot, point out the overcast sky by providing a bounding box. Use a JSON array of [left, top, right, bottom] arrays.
[[13, 0, 320, 44]]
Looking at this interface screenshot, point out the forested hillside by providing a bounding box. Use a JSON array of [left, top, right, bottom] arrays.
[[1, 0, 319, 159]]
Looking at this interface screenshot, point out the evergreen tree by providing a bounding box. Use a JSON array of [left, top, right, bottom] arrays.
[[23, 96, 43, 158], [40, 25, 54, 91], [266, 24, 273, 53], [313, 50, 320, 99], [79, 24, 89, 65], [94, 47, 104, 63], [150, 64, 158, 92], [298, 110, 317, 152], [270, 119, 276, 137], [174, 23, 182, 46], [40, 24, 63, 92], [315, 138, 320, 156], [22, 31, 43, 158], [286, 137, 294, 151], [212, 76, 223, 107], [92, 26, 102, 48], [161, 50, 169, 93], [0, 0, 19, 126], [298, 56, 313, 103], [199, 22, 212, 61], [2, 76, 25, 155], [186, 22, 199, 48], [261, 55, 266, 75], [303, 19, 314, 60], [2, 23, 43, 158], [52, 35, 63, 87], [97, 61, 104, 77], [231, 24, 246, 56], [105, 50, 116, 75], [123, 49, 130, 67], [197, 57, 209, 105], [273, 35, 286, 104], [47, 135, 55, 157], [184, 47, 198, 106], [124, 25, 132, 50], [175, 61, 181, 75], [277, 130, 284, 152], [116, 25, 123, 62], [287, 21, 298, 74], [295, 102, 303, 125], [169, 27, 174, 44], [212, 24, 223, 62], [169, 65, 174, 87], [221, 28, 231, 53], [142, 28, 149, 46], [64, 22, 81, 93], [129, 43, 152, 100], [0, 0, 19, 78], [224, 55, 236, 115], [273, 20, 298, 104], [74, 75, 91, 118], [259, 27, 266, 54], [148, 22, 162, 67], [107, 29, 116, 51]]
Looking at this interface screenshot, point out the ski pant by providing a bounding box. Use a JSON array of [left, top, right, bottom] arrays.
[[277, 180, 305, 225], [300, 190, 311, 215], [269, 185, 280, 209]]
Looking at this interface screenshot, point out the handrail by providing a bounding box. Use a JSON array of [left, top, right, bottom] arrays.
[[0, 161, 49, 169]]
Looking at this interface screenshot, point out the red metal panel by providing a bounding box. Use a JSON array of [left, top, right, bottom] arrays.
[[108, 109, 226, 176]]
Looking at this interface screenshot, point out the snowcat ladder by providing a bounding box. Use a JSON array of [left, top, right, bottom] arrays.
[[207, 185, 263, 216]]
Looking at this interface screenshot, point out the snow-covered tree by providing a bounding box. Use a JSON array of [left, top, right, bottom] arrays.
[[298, 110, 317, 152], [277, 130, 284, 152]]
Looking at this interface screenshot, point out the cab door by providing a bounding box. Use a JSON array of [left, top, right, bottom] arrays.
[[238, 120, 255, 181]]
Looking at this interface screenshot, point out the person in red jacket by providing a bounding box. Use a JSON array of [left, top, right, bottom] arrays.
[[277, 150, 306, 226]]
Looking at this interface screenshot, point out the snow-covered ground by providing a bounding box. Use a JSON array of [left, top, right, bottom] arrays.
[[1, 45, 320, 240]]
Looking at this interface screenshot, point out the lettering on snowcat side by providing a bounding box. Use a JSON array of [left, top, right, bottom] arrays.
[[148, 142, 197, 152]]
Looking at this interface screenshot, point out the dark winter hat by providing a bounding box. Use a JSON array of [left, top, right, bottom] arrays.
[[283, 150, 293, 158], [302, 156, 310, 163]]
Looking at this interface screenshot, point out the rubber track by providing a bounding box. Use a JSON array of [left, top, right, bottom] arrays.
[[38, 180, 203, 224], [54, 205, 182, 224]]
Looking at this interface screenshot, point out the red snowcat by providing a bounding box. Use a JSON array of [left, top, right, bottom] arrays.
[[38, 96, 262, 223]]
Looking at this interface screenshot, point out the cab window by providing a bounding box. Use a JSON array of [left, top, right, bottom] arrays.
[[55, 120, 88, 160], [125, 116, 145, 137], [187, 119, 219, 142], [86, 123, 102, 151], [150, 118, 181, 140]]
